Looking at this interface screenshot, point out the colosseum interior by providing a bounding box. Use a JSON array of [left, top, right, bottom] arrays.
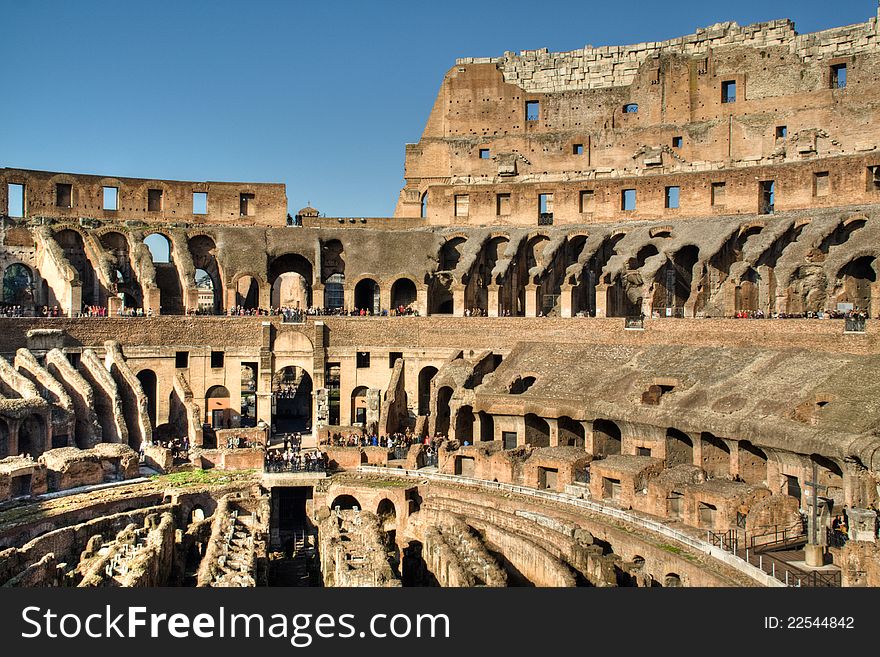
[[3, 10, 880, 589]]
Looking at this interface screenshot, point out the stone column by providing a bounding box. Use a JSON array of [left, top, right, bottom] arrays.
[[256, 322, 273, 429], [417, 286, 429, 316], [379, 284, 391, 314], [259, 282, 271, 311], [560, 283, 575, 318], [8, 421, 19, 458], [524, 284, 539, 317], [343, 287, 355, 313], [515, 416, 526, 447], [452, 284, 466, 317], [487, 285, 500, 317], [594, 283, 608, 318], [581, 420, 594, 454], [546, 417, 559, 447], [312, 283, 325, 310]]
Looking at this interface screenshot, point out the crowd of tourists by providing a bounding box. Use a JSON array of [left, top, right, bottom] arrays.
[[264, 445, 328, 473], [0, 304, 28, 317], [732, 309, 868, 319], [140, 435, 190, 461]]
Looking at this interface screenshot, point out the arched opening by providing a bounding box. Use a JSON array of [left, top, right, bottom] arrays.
[[736, 267, 761, 314], [391, 278, 417, 311], [272, 366, 313, 433], [0, 418, 8, 458], [18, 414, 44, 458], [191, 506, 206, 523], [330, 494, 361, 511], [524, 414, 550, 447], [836, 256, 875, 313], [466, 236, 509, 314], [738, 441, 768, 485], [440, 237, 466, 271], [417, 366, 438, 416], [557, 416, 585, 448], [593, 419, 621, 456], [235, 275, 260, 310], [163, 389, 191, 445], [478, 411, 494, 442], [2, 263, 34, 307], [420, 192, 427, 219], [321, 239, 345, 311], [194, 268, 217, 313], [435, 386, 453, 436], [271, 271, 310, 310], [101, 232, 142, 310], [508, 375, 536, 394], [665, 428, 693, 467], [354, 278, 380, 314], [664, 573, 682, 587], [652, 245, 699, 316], [455, 405, 474, 443], [810, 453, 845, 506], [700, 432, 730, 479], [189, 236, 224, 313], [631, 244, 659, 270], [240, 364, 257, 427], [145, 233, 183, 314], [55, 229, 96, 306], [205, 385, 232, 429], [376, 498, 397, 522], [351, 385, 369, 425], [136, 369, 158, 428], [324, 273, 345, 311]]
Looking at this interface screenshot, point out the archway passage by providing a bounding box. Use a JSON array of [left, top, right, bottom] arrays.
[[665, 428, 693, 467], [3, 263, 33, 306], [391, 278, 417, 311], [525, 414, 550, 447], [269, 253, 312, 310], [189, 236, 224, 313], [557, 416, 585, 448], [205, 385, 232, 429], [435, 386, 453, 436], [145, 233, 184, 315], [321, 240, 345, 310], [351, 386, 368, 425], [837, 256, 876, 313], [354, 278, 380, 313], [273, 366, 313, 433], [330, 494, 361, 511], [593, 418, 622, 456], [137, 369, 158, 428], [55, 229, 96, 305], [418, 366, 438, 416], [455, 405, 475, 443], [19, 414, 44, 458], [101, 232, 143, 309], [236, 275, 260, 309], [376, 498, 397, 522]]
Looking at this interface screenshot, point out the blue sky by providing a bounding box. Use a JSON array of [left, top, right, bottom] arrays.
[[0, 0, 874, 217]]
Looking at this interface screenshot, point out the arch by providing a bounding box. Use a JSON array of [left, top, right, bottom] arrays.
[[330, 494, 361, 511], [700, 432, 730, 479], [324, 272, 345, 310], [191, 506, 206, 523], [652, 245, 699, 316], [273, 366, 313, 433], [810, 453, 844, 504], [455, 405, 475, 444], [557, 416, 585, 448], [376, 498, 397, 521], [354, 278, 380, 313], [205, 385, 232, 429], [144, 233, 171, 263], [664, 573, 682, 587], [440, 237, 467, 271], [508, 375, 536, 394], [189, 235, 224, 313], [136, 369, 158, 428], [18, 414, 44, 458], [269, 253, 313, 309], [524, 414, 550, 447], [351, 385, 369, 425], [478, 411, 494, 442], [593, 419, 621, 456], [420, 192, 427, 219], [234, 274, 260, 309], [632, 244, 659, 270], [665, 428, 693, 467], [145, 232, 183, 314], [836, 255, 875, 313], [418, 366, 438, 415], [738, 441, 768, 485], [435, 386, 453, 436], [2, 263, 33, 306], [390, 277, 417, 310], [55, 229, 96, 305]]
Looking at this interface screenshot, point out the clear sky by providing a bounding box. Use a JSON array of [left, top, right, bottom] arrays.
[[1, 0, 875, 217]]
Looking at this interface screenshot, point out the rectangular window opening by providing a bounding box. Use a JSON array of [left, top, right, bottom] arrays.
[[193, 192, 208, 215], [175, 351, 189, 369], [103, 186, 118, 211], [479, 148, 490, 159], [759, 180, 775, 215], [672, 136, 683, 148], [621, 188, 637, 211], [55, 183, 72, 208], [813, 171, 830, 197], [775, 125, 787, 139], [623, 103, 639, 113], [148, 188, 164, 212], [210, 351, 224, 368], [867, 166, 880, 192], [389, 352, 403, 368], [496, 193, 510, 216], [356, 352, 370, 368], [7, 183, 24, 217], [240, 193, 255, 217], [721, 80, 736, 103], [525, 100, 539, 121], [665, 186, 680, 209], [831, 63, 847, 89], [579, 190, 594, 213], [711, 182, 726, 207], [572, 143, 584, 155], [538, 193, 553, 224], [502, 431, 517, 450], [454, 194, 469, 217]]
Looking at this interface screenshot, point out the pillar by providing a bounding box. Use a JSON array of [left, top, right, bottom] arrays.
[[515, 416, 526, 447], [594, 283, 608, 318], [379, 284, 391, 314], [487, 285, 500, 317], [343, 287, 355, 313], [524, 284, 539, 317], [417, 286, 429, 316], [560, 283, 575, 318], [581, 420, 594, 454], [452, 284, 466, 317], [143, 286, 161, 316], [546, 417, 559, 447]]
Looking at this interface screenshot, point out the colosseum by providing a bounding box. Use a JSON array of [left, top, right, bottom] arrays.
[[1, 10, 880, 589]]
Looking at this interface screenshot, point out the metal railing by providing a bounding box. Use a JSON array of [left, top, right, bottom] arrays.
[[357, 465, 783, 587], [624, 316, 645, 329], [264, 459, 326, 473], [844, 317, 867, 333]]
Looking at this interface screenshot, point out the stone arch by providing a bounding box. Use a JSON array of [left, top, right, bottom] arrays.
[[273, 365, 313, 432], [665, 428, 694, 467], [330, 494, 361, 511], [205, 385, 232, 429], [390, 277, 418, 310], [189, 235, 224, 313], [652, 245, 699, 315], [557, 416, 585, 448], [269, 253, 313, 310], [234, 273, 260, 309], [191, 506, 206, 523], [351, 385, 369, 425], [144, 232, 184, 314], [700, 432, 730, 479], [418, 366, 438, 415], [664, 573, 682, 587], [19, 414, 44, 458], [2, 263, 34, 306], [376, 498, 396, 521], [524, 414, 550, 447], [454, 405, 475, 443], [54, 228, 97, 306], [835, 255, 875, 313], [440, 237, 467, 271], [593, 418, 621, 456], [435, 386, 453, 436], [738, 441, 768, 485], [321, 239, 345, 310], [354, 277, 380, 313], [136, 369, 158, 428]]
